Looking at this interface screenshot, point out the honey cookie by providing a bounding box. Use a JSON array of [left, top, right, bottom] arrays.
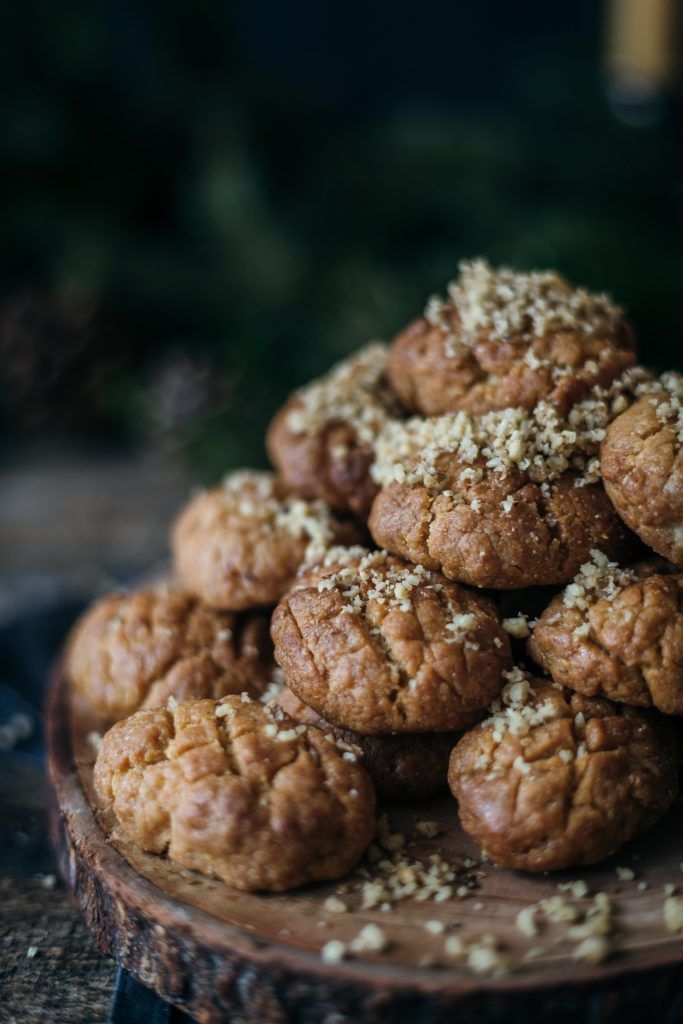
[[276, 685, 457, 800], [66, 585, 273, 719], [271, 548, 511, 734], [387, 260, 634, 416], [94, 695, 375, 891], [172, 470, 361, 610], [601, 373, 683, 566], [267, 344, 402, 517], [369, 393, 635, 589], [448, 670, 678, 872], [529, 552, 683, 715]]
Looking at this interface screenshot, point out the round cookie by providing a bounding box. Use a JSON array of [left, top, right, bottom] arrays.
[[276, 684, 458, 801], [387, 260, 634, 417], [172, 470, 362, 611], [271, 547, 512, 735], [94, 694, 375, 892], [369, 396, 634, 589], [267, 344, 402, 517], [529, 553, 683, 715], [601, 373, 683, 566], [448, 670, 678, 872], [66, 585, 274, 719]]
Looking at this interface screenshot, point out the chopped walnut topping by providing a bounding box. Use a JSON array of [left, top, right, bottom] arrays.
[[558, 880, 589, 899], [217, 471, 339, 568], [652, 371, 683, 447], [349, 923, 388, 953], [515, 906, 538, 937], [572, 935, 610, 964], [444, 612, 478, 644], [445, 259, 623, 345], [664, 896, 683, 933], [215, 702, 236, 719], [316, 548, 432, 615], [258, 668, 286, 705], [563, 549, 638, 612], [415, 821, 441, 839], [371, 366, 655, 491], [442, 931, 508, 975], [321, 939, 347, 963], [482, 667, 558, 747], [323, 896, 348, 913], [566, 893, 612, 941], [502, 616, 532, 639], [424, 919, 445, 935], [86, 730, 103, 752], [355, 816, 477, 908], [285, 343, 399, 455]]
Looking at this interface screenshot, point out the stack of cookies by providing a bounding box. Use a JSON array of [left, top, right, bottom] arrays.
[[67, 259, 683, 893]]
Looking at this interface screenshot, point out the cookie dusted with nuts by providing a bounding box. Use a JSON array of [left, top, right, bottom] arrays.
[[387, 260, 635, 417], [529, 553, 683, 715], [94, 695, 375, 892], [276, 685, 458, 801], [271, 547, 512, 735], [448, 671, 678, 872], [66, 585, 274, 720], [172, 470, 362, 610], [368, 385, 636, 589], [267, 344, 403, 517], [601, 373, 683, 566]]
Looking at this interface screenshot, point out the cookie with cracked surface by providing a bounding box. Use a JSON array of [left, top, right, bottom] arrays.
[[529, 553, 683, 714], [387, 260, 634, 417], [94, 694, 375, 892], [172, 470, 362, 611], [267, 344, 403, 517], [368, 398, 634, 589], [276, 685, 458, 800], [66, 585, 274, 720], [601, 373, 683, 566], [448, 671, 678, 872], [270, 548, 511, 735]]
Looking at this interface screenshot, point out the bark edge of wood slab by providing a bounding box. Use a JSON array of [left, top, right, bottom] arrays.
[[46, 661, 683, 1024]]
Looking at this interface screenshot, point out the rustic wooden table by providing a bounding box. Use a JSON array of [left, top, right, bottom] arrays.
[[0, 445, 193, 1024], [0, 755, 116, 1024]]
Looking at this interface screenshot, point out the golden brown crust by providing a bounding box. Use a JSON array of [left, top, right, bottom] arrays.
[[276, 686, 458, 800], [266, 345, 402, 517], [172, 470, 361, 611], [529, 560, 683, 715], [448, 675, 678, 872], [66, 586, 274, 720], [267, 398, 380, 517], [601, 381, 683, 566], [369, 471, 632, 590], [388, 312, 634, 417], [386, 261, 634, 417], [94, 695, 375, 892], [271, 549, 511, 734]]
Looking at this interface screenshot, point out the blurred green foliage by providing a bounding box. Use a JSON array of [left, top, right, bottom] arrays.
[[1, 2, 682, 479]]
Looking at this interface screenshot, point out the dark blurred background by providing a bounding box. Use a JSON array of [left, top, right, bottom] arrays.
[[2, 0, 683, 470], [0, 0, 682, 589]]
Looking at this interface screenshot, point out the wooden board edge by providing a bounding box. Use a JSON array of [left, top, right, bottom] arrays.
[[45, 660, 683, 1023]]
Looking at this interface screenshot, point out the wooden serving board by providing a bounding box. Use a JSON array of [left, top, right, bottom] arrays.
[[46, 662, 683, 1024]]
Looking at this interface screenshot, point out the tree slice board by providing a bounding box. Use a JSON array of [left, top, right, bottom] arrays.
[[46, 662, 683, 1024]]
